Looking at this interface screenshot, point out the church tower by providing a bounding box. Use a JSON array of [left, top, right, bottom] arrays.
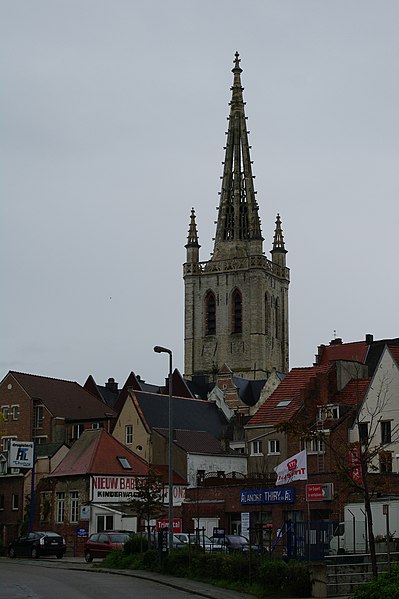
[[183, 53, 289, 380]]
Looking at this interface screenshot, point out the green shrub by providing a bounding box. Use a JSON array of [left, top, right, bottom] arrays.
[[102, 549, 137, 568], [351, 564, 399, 599], [124, 535, 149, 554], [141, 550, 161, 571]]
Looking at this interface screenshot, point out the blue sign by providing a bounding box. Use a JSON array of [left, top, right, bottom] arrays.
[[240, 488, 295, 505], [76, 528, 89, 537]]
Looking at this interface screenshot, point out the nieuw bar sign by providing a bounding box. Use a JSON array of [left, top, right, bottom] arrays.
[[240, 488, 295, 505], [91, 476, 144, 502]]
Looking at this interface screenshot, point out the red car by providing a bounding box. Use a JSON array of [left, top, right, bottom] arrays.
[[84, 531, 134, 562]]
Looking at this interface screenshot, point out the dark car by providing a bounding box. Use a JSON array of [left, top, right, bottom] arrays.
[[84, 531, 134, 562], [209, 534, 258, 552], [8, 531, 66, 559]]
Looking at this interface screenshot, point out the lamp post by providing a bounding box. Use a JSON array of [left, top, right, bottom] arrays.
[[154, 345, 174, 553]]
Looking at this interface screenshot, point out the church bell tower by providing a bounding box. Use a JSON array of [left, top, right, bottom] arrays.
[[183, 53, 290, 380]]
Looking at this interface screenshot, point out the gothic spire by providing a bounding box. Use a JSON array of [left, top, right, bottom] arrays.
[[186, 207, 200, 248], [213, 52, 263, 259], [272, 213, 286, 252], [185, 207, 200, 264]]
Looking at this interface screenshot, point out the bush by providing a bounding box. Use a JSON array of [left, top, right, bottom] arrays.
[[124, 535, 149, 554], [351, 564, 399, 599]]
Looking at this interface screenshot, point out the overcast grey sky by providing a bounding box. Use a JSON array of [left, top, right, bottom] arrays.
[[1, 1, 398, 387]]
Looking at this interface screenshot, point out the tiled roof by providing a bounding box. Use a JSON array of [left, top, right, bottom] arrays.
[[155, 428, 226, 455], [317, 341, 369, 365], [246, 365, 332, 427], [9, 371, 116, 421], [132, 391, 229, 439], [388, 345, 399, 368], [335, 378, 371, 406], [152, 464, 187, 485], [50, 428, 148, 477]]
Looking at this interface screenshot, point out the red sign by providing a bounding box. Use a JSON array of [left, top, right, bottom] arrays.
[[306, 483, 333, 501], [348, 446, 363, 484], [156, 518, 182, 533]]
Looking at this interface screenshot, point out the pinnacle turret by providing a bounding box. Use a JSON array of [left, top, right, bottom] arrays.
[[213, 52, 263, 260], [271, 213, 287, 268], [185, 207, 200, 263]]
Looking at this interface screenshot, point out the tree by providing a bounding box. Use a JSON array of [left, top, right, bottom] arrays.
[[127, 469, 165, 546]]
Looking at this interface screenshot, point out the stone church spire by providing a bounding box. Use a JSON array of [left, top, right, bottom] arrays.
[[213, 52, 263, 260], [183, 54, 290, 381]]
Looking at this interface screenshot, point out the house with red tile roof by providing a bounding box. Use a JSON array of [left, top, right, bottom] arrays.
[[36, 428, 150, 556], [0, 370, 117, 546]]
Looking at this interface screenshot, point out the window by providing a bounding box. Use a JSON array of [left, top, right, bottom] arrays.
[[0, 494, 4, 510], [381, 421, 392, 445], [117, 456, 132, 469], [70, 491, 79, 523], [92, 422, 100, 429], [97, 514, 113, 532], [276, 400, 292, 408], [56, 492, 65, 523], [250, 440, 263, 455], [2, 436, 17, 452], [11, 405, 20, 420], [125, 425, 133, 445], [268, 439, 280, 455], [197, 470, 205, 484], [205, 291, 216, 335], [12, 494, 19, 511], [232, 289, 242, 333], [33, 436, 47, 444], [1, 406, 9, 421], [274, 298, 279, 339], [379, 451, 393, 473], [307, 437, 324, 454], [71, 423, 84, 440], [34, 405, 44, 429], [358, 422, 368, 444]]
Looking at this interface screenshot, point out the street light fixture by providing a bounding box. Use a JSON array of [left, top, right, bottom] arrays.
[[153, 345, 174, 553]]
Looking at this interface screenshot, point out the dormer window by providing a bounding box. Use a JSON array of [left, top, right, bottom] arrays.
[[118, 456, 132, 470]]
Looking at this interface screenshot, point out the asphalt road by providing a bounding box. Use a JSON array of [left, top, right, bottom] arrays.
[[0, 557, 257, 599]]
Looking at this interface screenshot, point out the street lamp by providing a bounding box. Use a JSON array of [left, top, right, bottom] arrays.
[[154, 345, 174, 553]]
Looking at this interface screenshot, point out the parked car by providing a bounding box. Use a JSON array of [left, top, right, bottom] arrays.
[[209, 534, 259, 552], [138, 531, 186, 550], [8, 531, 66, 559], [175, 532, 214, 551], [84, 531, 135, 562]]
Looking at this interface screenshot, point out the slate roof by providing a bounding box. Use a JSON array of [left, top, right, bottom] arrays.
[[246, 365, 332, 427], [35, 442, 67, 459], [155, 428, 227, 455], [131, 391, 229, 439], [50, 428, 148, 477], [232, 375, 274, 407], [8, 371, 116, 421]]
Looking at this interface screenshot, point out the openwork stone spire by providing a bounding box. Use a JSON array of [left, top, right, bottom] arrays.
[[213, 52, 263, 259], [186, 207, 200, 247], [272, 213, 286, 252]]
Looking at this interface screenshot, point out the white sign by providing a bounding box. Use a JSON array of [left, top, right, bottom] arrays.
[[91, 476, 144, 502], [274, 450, 308, 486], [80, 505, 91, 520], [241, 512, 250, 537], [9, 441, 34, 468], [163, 485, 187, 506]]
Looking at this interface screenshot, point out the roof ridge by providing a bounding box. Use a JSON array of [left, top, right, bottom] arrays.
[[10, 370, 79, 385]]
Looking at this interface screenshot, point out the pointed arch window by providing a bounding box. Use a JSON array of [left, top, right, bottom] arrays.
[[205, 291, 216, 336], [275, 298, 280, 339], [232, 289, 242, 334]]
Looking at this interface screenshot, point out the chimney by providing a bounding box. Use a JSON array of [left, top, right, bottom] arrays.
[[330, 338, 343, 346], [365, 334, 374, 345], [105, 377, 118, 393]]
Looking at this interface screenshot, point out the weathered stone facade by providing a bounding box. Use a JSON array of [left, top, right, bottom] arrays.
[[183, 54, 289, 381]]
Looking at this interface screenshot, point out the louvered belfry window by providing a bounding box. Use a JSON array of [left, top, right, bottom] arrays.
[[232, 289, 242, 333], [205, 291, 216, 335]]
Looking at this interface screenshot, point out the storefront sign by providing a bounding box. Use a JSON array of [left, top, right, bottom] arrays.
[[91, 475, 144, 502], [156, 518, 182, 533], [240, 488, 295, 505], [306, 483, 333, 502], [163, 485, 186, 506], [76, 528, 89, 537], [9, 441, 34, 468]]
